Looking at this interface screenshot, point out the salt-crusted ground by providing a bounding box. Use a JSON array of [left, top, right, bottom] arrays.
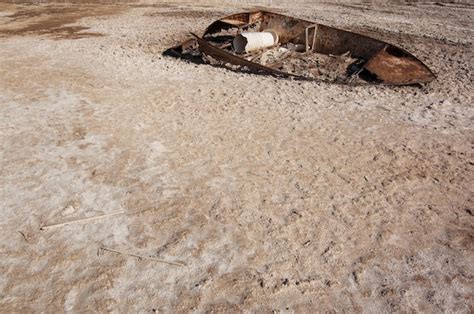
[[0, 1, 473, 312]]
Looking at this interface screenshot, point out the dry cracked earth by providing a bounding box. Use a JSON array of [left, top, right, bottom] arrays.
[[0, 0, 473, 312]]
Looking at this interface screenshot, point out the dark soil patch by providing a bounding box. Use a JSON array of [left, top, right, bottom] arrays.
[[0, 4, 125, 39]]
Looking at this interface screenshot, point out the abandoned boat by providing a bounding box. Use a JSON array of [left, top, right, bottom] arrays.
[[164, 11, 436, 86]]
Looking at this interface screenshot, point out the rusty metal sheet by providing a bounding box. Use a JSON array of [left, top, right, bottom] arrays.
[[315, 24, 385, 60], [258, 12, 312, 44], [364, 45, 436, 85]]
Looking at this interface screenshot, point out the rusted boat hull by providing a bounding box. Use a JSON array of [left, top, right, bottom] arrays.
[[166, 11, 436, 86]]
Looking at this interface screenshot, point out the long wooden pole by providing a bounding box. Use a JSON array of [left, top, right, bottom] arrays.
[[99, 247, 186, 266], [40, 211, 125, 230]]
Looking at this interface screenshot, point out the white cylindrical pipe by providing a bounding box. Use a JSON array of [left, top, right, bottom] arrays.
[[233, 29, 279, 53]]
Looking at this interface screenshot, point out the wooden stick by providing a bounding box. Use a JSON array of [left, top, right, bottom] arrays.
[[216, 42, 232, 49], [40, 211, 125, 230], [99, 247, 186, 266]]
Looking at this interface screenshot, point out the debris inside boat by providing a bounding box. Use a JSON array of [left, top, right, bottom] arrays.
[[164, 11, 436, 86]]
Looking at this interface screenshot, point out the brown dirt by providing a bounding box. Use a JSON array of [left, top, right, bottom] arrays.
[[0, 4, 124, 39], [0, 1, 473, 312]]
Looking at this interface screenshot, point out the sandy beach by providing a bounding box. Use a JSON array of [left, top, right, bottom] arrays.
[[0, 1, 473, 311]]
